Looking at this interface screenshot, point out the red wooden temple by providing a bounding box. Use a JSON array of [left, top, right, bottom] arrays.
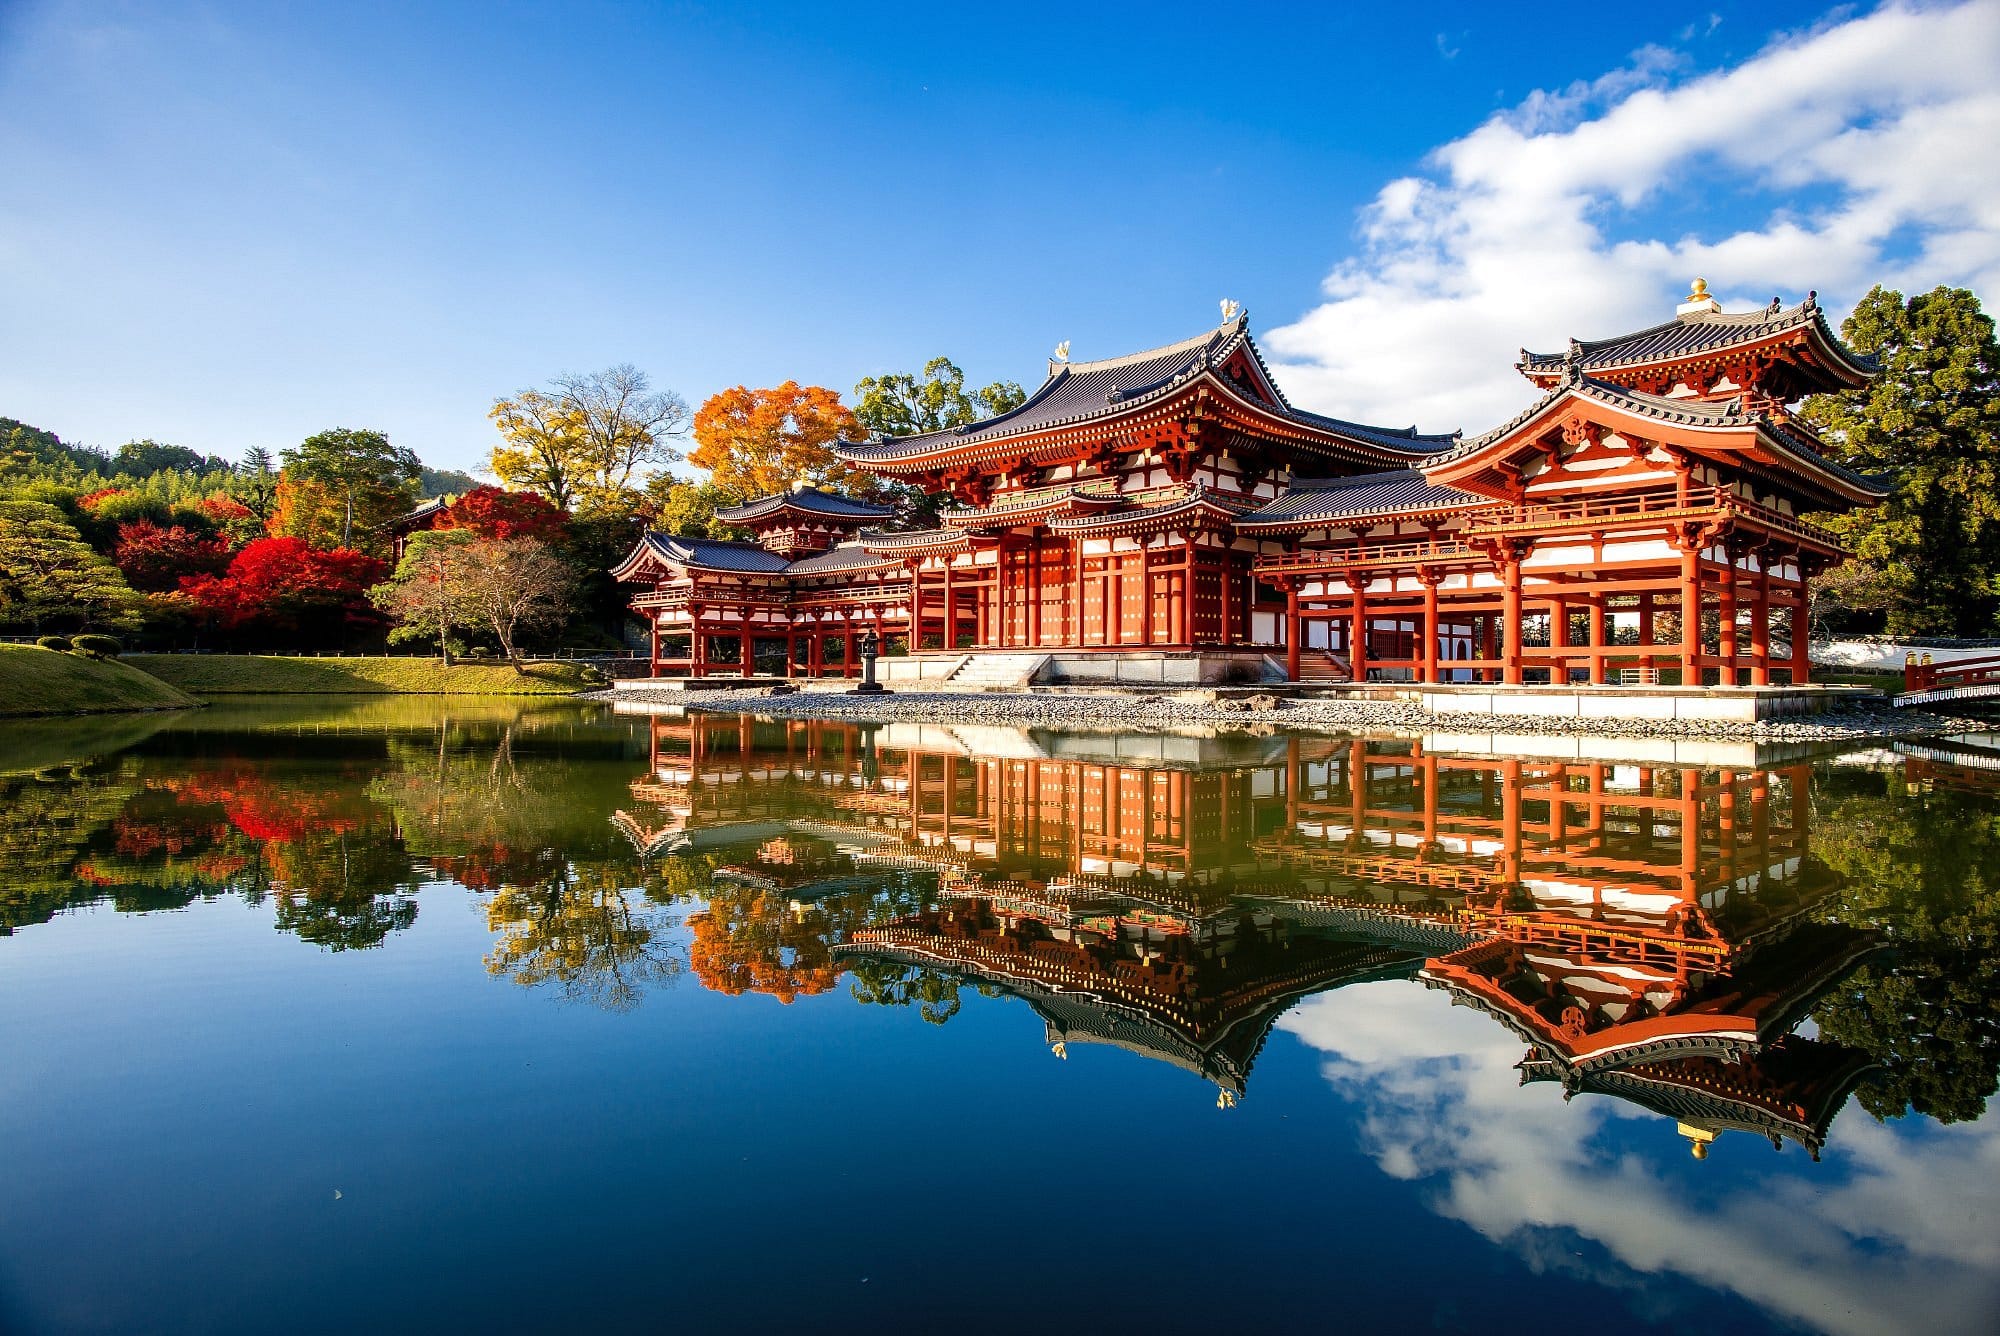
[[617, 283, 1883, 684]]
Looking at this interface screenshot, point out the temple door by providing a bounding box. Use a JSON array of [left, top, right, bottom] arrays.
[[1116, 553, 1144, 643]]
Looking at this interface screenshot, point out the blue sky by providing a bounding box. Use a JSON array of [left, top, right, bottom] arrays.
[[3, 2, 1996, 473]]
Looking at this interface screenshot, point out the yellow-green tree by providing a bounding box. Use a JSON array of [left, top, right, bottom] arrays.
[[489, 365, 689, 513]]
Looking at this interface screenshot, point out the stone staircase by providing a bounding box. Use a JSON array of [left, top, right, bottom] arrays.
[[945, 653, 1050, 690], [1294, 649, 1352, 682]]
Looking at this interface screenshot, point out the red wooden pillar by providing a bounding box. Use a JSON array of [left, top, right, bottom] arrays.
[[1749, 567, 1771, 686], [739, 628, 752, 678], [1551, 594, 1569, 683], [1500, 556, 1523, 685], [1638, 592, 1654, 673], [943, 560, 958, 652], [1419, 572, 1439, 683], [1351, 583, 1368, 682], [1718, 556, 1739, 686], [1285, 582, 1301, 682], [908, 563, 924, 652], [1789, 565, 1812, 685], [649, 610, 660, 674], [1070, 540, 1083, 645], [844, 626, 856, 678], [1679, 543, 1701, 687], [1587, 597, 1607, 685]]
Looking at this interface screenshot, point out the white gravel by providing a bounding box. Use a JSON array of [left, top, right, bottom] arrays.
[[589, 685, 1992, 743]]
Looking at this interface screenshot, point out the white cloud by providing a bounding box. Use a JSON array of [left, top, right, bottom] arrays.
[[1280, 981, 2000, 1336], [1265, 2, 2000, 435]]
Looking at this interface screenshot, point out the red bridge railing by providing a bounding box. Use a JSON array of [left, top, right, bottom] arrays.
[[1903, 652, 2000, 692]]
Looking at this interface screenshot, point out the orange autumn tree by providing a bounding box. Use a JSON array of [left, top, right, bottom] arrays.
[[687, 883, 840, 1003], [687, 381, 881, 500]]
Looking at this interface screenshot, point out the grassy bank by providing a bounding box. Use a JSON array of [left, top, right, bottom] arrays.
[[0, 644, 196, 718], [129, 654, 601, 697]]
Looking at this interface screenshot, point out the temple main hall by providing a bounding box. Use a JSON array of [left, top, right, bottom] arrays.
[[615, 283, 1883, 686]]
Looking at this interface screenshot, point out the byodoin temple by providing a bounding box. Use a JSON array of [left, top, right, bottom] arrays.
[[614, 282, 1884, 687]]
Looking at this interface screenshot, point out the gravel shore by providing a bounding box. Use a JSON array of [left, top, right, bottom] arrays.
[[591, 685, 1992, 743]]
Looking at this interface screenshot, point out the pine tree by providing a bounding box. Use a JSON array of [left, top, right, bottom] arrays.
[[1802, 286, 2000, 635], [0, 501, 145, 631]]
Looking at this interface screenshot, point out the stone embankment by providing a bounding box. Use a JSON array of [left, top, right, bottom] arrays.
[[595, 684, 1991, 742]]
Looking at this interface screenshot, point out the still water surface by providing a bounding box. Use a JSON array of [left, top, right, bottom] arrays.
[[1, 698, 1996, 1335]]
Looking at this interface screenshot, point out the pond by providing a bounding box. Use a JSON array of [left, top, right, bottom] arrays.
[[1, 698, 1996, 1335]]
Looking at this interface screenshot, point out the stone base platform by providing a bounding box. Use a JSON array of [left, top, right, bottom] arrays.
[[611, 675, 801, 692], [1320, 681, 1883, 723]]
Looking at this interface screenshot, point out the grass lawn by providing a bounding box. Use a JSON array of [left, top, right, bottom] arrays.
[[0, 644, 196, 717], [130, 654, 602, 697]]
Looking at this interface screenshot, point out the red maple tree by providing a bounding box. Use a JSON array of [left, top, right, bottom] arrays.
[[178, 536, 387, 638], [437, 485, 570, 541], [114, 519, 233, 591]]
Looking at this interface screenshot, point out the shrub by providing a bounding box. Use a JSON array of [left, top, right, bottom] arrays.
[[35, 635, 72, 651], [71, 633, 124, 658]]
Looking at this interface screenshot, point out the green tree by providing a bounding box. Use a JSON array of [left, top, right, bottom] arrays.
[[239, 446, 280, 523], [278, 428, 421, 549], [852, 357, 1026, 526], [1809, 768, 2000, 1123], [1801, 286, 2000, 635], [370, 529, 478, 662], [852, 357, 1026, 438], [641, 476, 746, 539], [455, 536, 577, 666], [0, 500, 145, 632], [113, 440, 227, 476]]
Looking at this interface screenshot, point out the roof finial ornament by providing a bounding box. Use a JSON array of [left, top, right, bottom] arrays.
[[1053, 340, 1070, 363], [1562, 338, 1585, 386], [1677, 276, 1723, 317], [1220, 298, 1244, 324], [1805, 289, 1818, 310]]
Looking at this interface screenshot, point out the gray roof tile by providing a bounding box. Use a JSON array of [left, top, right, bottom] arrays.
[[782, 543, 900, 574], [714, 488, 895, 524], [836, 318, 1458, 465], [1519, 295, 1878, 379], [1237, 471, 1487, 527]]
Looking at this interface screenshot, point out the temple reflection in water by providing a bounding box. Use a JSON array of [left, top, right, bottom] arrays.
[[618, 712, 1884, 1154]]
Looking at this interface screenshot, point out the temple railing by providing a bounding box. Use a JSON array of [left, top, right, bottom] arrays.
[[632, 581, 915, 614], [1464, 485, 1841, 549], [942, 478, 1121, 525], [1251, 537, 1478, 577], [1249, 487, 1842, 580]]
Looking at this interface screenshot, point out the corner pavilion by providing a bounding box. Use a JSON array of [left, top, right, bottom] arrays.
[[614, 283, 1884, 685]]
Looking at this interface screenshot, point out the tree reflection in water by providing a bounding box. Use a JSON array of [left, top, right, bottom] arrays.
[[3, 704, 1998, 1133]]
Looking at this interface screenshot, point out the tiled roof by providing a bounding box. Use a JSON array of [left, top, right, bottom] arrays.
[[1519, 295, 1878, 380], [1045, 485, 1252, 536], [713, 488, 895, 524], [782, 542, 900, 574], [857, 527, 969, 554], [1236, 470, 1489, 528], [1436, 376, 1888, 499], [835, 318, 1458, 465], [388, 495, 451, 530], [649, 535, 793, 573]]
